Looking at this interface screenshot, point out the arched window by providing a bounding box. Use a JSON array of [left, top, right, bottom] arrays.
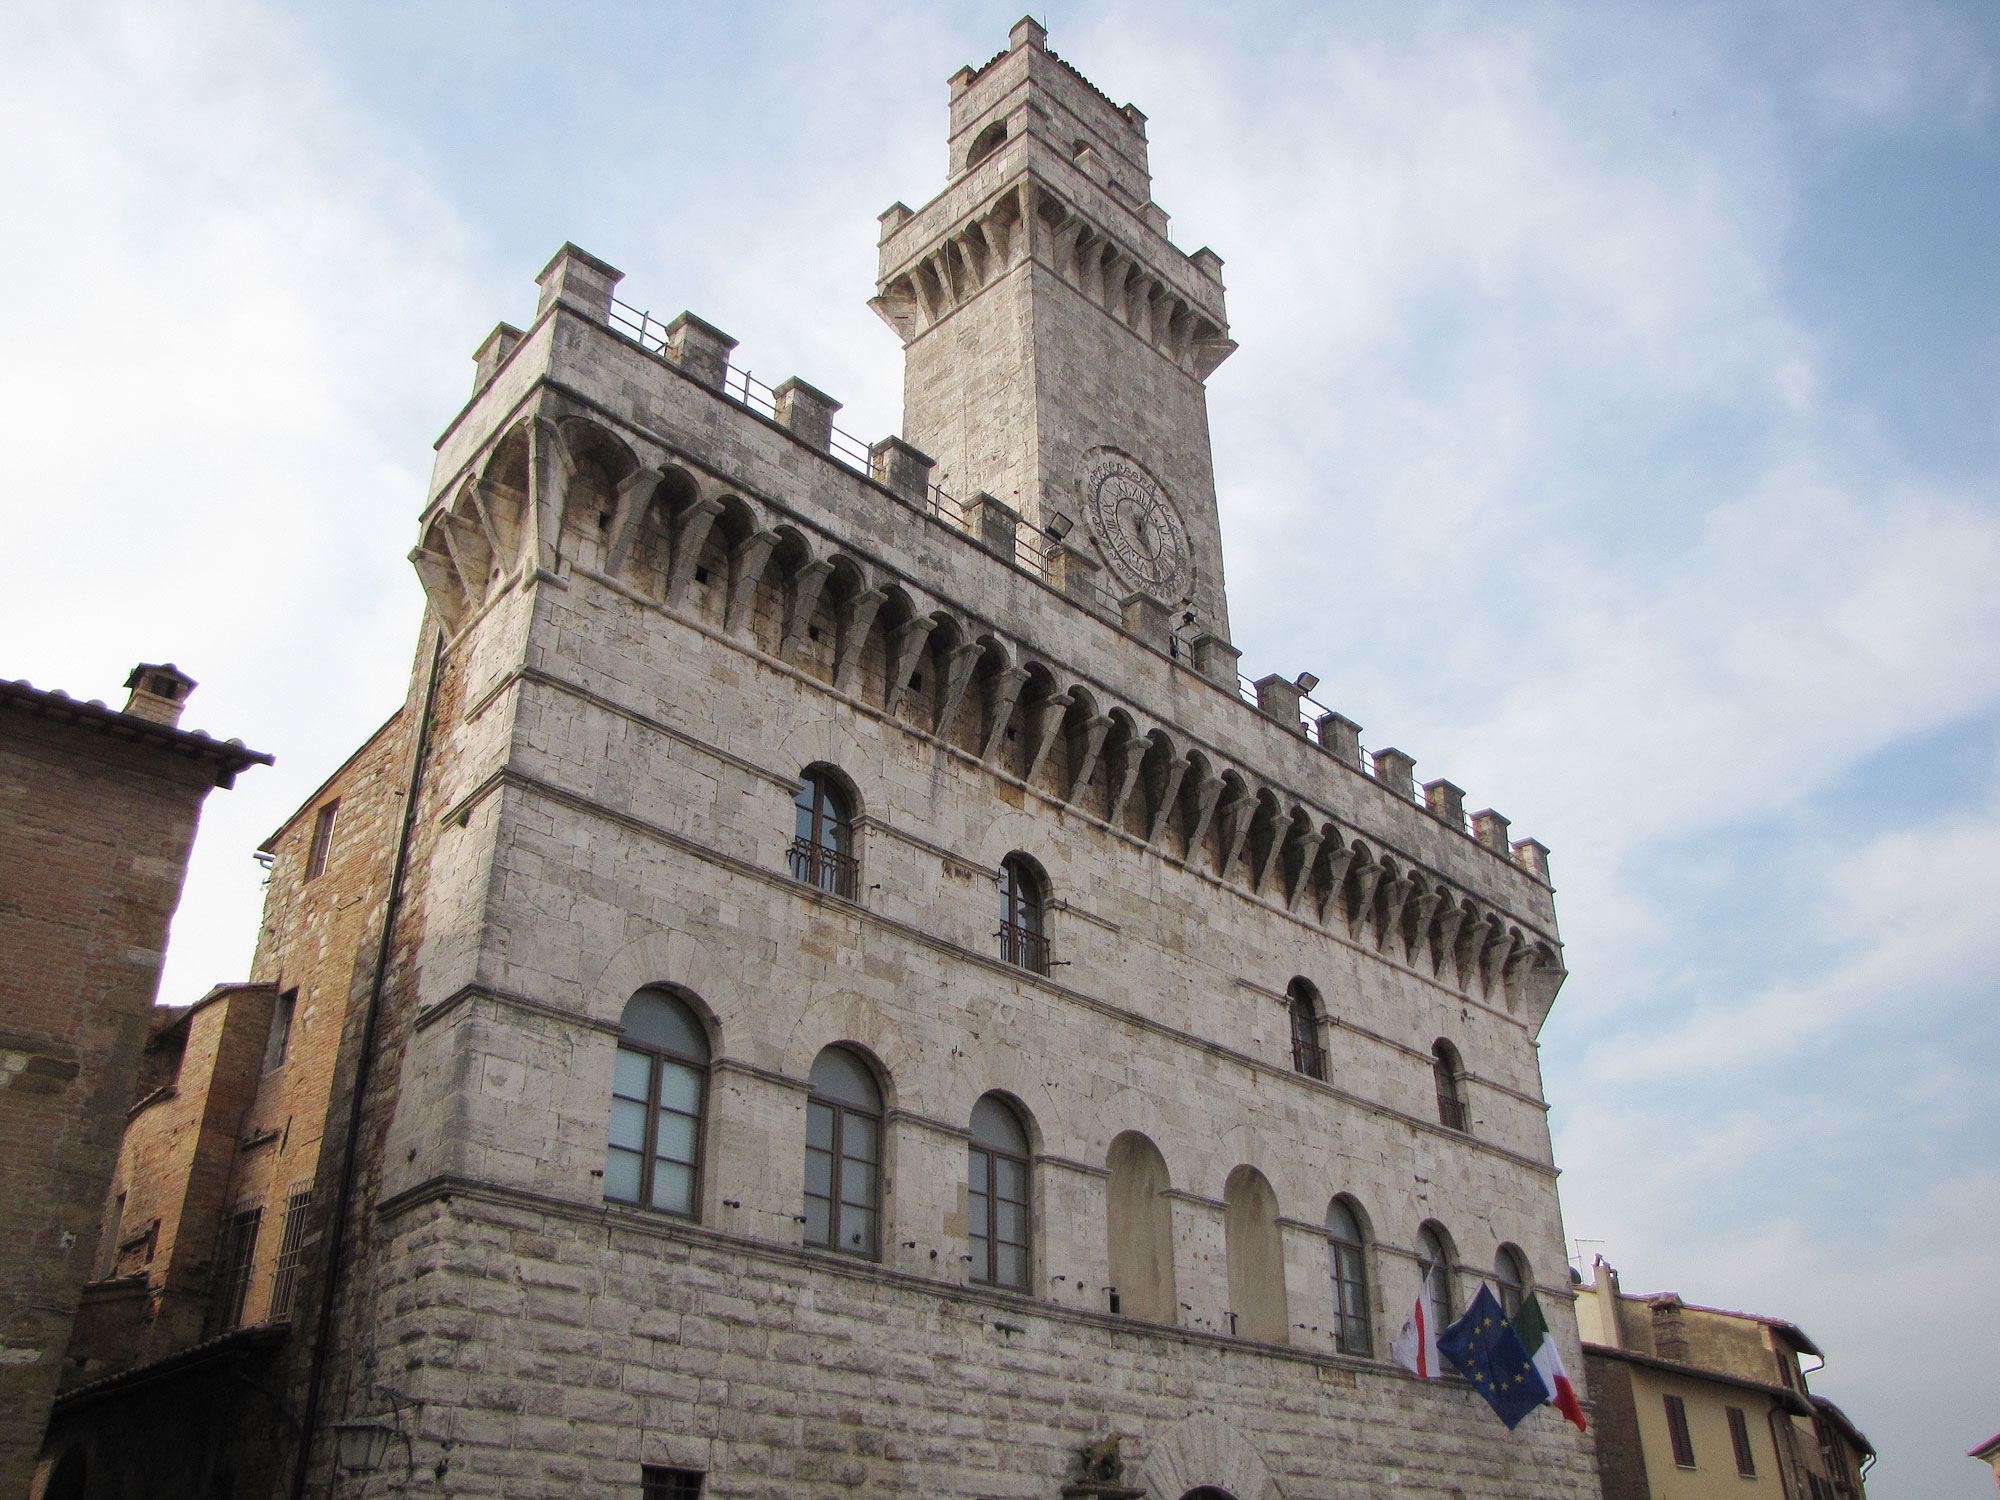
[[967, 119, 1008, 170], [1417, 1223, 1455, 1337], [606, 988, 709, 1216], [1288, 979, 1325, 1080], [1105, 1131, 1176, 1321], [791, 767, 857, 898], [1325, 1196, 1372, 1357], [999, 854, 1050, 974], [1433, 1040, 1468, 1132], [804, 1046, 881, 1259], [1495, 1243, 1530, 1319], [1223, 1165, 1288, 1343], [968, 1095, 1031, 1291]]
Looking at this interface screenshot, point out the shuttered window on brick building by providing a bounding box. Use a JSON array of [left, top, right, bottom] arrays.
[[1727, 1405, 1757, 1476]]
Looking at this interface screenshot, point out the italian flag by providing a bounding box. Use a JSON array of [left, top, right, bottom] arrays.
[[1513, 1294, 1587, 1431]]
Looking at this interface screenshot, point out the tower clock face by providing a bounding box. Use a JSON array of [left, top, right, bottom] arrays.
[[1082, 451, 1190, 597]]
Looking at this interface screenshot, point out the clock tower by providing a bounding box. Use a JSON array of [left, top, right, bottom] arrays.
[[871, 17, 1238, 643]]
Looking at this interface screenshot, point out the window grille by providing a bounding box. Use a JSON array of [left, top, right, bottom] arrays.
[[1664, 1393, 1696, 1468], [268, 1183, 315, 1320], [216, 1207, 263, 1330], [1433, 1042, 1469, 1132]]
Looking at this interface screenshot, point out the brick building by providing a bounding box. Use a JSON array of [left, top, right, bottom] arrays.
[[1578, 1257, 1873, 1500], [39, 21, 1596, 1499], [0, 665, 268, 1497]]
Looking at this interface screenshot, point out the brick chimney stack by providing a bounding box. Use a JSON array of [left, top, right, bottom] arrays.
[[122, 663, 196, 727]]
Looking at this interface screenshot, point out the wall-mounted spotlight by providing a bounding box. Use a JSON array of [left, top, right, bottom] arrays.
[[1045, 511, 1076, 541], [1294, 672, 1319, 694]]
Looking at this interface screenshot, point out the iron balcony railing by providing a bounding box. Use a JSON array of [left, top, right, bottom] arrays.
[[1436, 1093, 1470, 1133], [788, 836, 859, 900], [1292, 1033, 1327, 1082], [998, 921, 1050, 976]]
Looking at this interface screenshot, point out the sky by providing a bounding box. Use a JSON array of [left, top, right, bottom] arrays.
[[3, 0, 1995, 1493]]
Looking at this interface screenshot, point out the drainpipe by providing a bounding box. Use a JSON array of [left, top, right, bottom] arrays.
[[289, 631, 446, 1500]]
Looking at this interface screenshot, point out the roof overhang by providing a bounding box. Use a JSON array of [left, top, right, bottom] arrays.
[[1582, 1342, 1814, 1418]]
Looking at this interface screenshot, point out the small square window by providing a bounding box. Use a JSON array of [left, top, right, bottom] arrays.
[[642, 1466, 703, 1500]]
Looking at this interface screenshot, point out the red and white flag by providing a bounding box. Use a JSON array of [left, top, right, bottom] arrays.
[[1391, 1296, 1440, 1378]]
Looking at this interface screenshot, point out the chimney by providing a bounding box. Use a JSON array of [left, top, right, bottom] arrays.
[[123, 663, 196, 727]]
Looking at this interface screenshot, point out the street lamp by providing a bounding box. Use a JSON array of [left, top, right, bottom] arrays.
[[331, 1421, 395, 1474]]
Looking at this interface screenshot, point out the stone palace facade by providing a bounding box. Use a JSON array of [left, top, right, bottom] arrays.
[[40, 19, 1598, 1500]]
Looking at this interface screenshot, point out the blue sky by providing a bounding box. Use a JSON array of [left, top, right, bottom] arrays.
[[4, 1, 1995, 1493]]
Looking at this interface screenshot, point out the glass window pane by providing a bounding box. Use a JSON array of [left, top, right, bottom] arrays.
[[808, 1049, 880, 1110], [995, 1199, 1024, 1245], [804, 1147, 832, 1199], [803, 1195, 830, 1247], [807, 1101, 834, 1151], [654, 1109, 698, 1165], [994, 1156, 1025, 1203], [968, 1148, 989, 1194], [841, 1157, 877, 1208], [996, 1242, 1026, 1290], [619, 991, 709, 1059], [603, 1147, 642, 1202], [613, 1048, 653, 1101], [651, 1160, 695, 1215], [657, 1061, 702, 1114], [970, 1097, 1028, 1153], [969, 1188, 988, 1237], [842, 1113, 878, 1163], [796, 779, 818, 841], [843, 1206, 875, 1254], [609, 1097, 648, 1152], [969, 1232, 989, 1282], [1326, 1199, 1361, 1244]]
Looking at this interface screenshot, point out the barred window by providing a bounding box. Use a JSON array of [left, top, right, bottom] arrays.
[[216, 1206, 263, 1330], [268, 1182, 315, 1320], [605, 989, 710, 1217]]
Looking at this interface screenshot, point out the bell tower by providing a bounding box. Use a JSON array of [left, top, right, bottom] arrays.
[[872, 18, 1238, 642]]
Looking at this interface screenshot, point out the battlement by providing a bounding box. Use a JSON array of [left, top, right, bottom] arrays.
[[416, 248, 1558, 955]]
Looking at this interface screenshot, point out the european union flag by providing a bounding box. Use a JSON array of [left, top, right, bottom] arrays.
[[1436, 1285, 1551, 1430]]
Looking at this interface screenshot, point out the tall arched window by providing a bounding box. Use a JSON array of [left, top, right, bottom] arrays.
[[1432, 1040, 1468, 1132], [968, 1095, 1031, 1291], [606, 988, 709, 1216], [999, 854, 1050, 974], [804, 1046, 881, 1259], [1495, 1244, 1530, 1318], [791, 767, 857, 898], [1325, 1196, 1372, 1357], [1288, 979, 1325, 1080], [1417, 1223, 1455, 1338], [966, 119, 1008, 170]]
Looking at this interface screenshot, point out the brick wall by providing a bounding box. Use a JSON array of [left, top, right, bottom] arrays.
[[0, 707, 236, 1496]]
